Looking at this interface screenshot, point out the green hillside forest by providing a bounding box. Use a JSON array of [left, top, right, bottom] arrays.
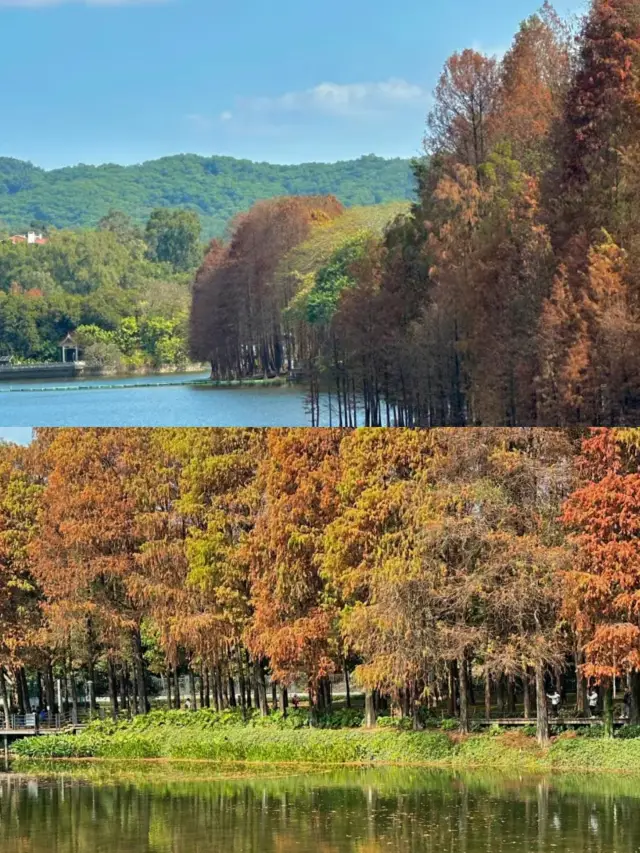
[[0, 201, 407, 371], [0, 153, 415, 238]]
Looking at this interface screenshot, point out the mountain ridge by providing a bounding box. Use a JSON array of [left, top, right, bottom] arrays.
[[0, 152, 416, 238]]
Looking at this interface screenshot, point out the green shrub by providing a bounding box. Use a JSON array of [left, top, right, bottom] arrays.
[[440, 718, 459, 732], [376, 716, 414, 731], [317, 709, 364, 729], [576, 725, 603, 739], [616, 725, 640, 739]]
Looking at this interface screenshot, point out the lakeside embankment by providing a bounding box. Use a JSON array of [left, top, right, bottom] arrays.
[[11, 710, 640, 774], [2, 376, 291, 394]]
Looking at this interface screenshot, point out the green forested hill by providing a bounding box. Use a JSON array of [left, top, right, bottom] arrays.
[[0, 153, 415, 238]]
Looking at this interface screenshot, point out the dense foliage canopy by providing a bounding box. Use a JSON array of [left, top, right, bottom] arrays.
[[191, 0, 640, 427], [2, 427, 640, 744], [0, 209, 198, 368]]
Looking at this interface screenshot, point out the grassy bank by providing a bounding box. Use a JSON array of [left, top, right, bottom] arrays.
[[11, 709, 640, 774]]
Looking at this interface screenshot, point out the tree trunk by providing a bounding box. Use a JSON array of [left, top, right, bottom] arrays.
[[575, 644, 587, 715], [459, 657, 470, 734], [603, 680, 614, 738], [411, 681, 421, 731], [204, 667, 210, 708], [220, 664, 228, 709], [253, 659, 269, 716], [228, 674, 237, 707], [20, 668, 32, 713], [467, 660, 476, 706], [0, 667, 10, 723], [107, 659, 118, 721], [448, 660, 457, 717], [124, 664, 136, 715], [507, 676, 516, 713], [210, 667, 220, 711], [199, 667, 205, 709], [15, 668, 25, 715], [119, 665, 128, 716], [37, 672, 44, 711], [69, 671, 79, 725], [188, 670, 196, 710], [243, 650, 252, 708], [86, 619, 99, 713], [484, 671, 491, 721], [236, 650, 246, 716], [309, 680, 318, 727], [365, 689, 376, 729], [344, 661, 351, 708], [60, 669, 69, 715], [535, 662, 549, 747], [523, 670, 532, 720], [45, 662, 55, 714], [131, 627, 148, 714], [166, 668, 173, 710], [317, 676, 332, 714], [631, 671, 640, 725], [130, 665, 139, 715], [497, 674, 506, 715], [282, 686, 288, 716], [173, 666, 181, 709]]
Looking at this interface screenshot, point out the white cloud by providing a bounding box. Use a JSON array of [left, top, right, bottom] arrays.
[[0, 0, 167, 6], [222, 78, 429, 123]]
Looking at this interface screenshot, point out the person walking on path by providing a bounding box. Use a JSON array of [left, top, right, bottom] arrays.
[[588, 688, 599, 718]]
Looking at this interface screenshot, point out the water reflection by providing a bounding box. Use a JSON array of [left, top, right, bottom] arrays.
[[0, 767, 638, 852]]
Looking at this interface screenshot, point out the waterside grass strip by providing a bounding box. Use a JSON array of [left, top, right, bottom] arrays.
[[12, 725, 640, 774]]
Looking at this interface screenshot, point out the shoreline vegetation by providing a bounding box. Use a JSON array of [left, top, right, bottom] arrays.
[[2, 428, 640, 757], [0, 375, 295, 394], [11, 710, 640, 776]]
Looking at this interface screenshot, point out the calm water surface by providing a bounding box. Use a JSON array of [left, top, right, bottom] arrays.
[[0, 372, 325, 426], [1, 764, 639, 852]]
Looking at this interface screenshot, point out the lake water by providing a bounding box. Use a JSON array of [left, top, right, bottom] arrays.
[[1, 763, 639, 852], [0, 372, 326, 427]]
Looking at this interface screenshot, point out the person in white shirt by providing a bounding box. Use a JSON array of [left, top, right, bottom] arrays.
[[547, 691, 561, 717], [588, 689, 599, 718]]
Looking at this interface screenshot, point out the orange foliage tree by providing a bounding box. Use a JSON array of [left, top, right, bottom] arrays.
[[563, 428, 640, 735]]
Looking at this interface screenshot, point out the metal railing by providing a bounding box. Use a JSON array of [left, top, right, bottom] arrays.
[[0, 709, 92, 731]]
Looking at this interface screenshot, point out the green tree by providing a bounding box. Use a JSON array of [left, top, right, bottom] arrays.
[[145, 209, 202, 272]]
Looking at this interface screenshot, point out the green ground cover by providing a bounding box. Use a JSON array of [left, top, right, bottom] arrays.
[[11, 709, 640, 774]]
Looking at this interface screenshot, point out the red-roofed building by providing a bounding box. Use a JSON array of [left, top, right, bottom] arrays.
[[8, 231, 48, 245]]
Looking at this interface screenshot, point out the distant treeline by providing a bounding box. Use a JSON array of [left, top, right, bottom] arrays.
[[190, 1, 640, 426], [0, 154, 415, 239]]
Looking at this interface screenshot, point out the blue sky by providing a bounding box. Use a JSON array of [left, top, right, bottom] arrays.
[[1, 0, 584, 170], [0, 427, 32, 444]]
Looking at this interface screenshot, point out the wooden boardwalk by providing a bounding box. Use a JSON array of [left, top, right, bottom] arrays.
[[472, 717, 622, 727], [1, 726, 84, 737]]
